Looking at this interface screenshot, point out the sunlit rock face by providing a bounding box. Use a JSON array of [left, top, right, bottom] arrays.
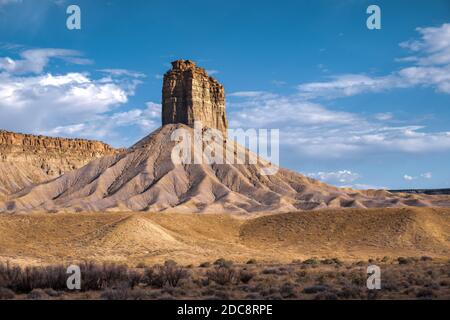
[[162, 60, 228, 136]]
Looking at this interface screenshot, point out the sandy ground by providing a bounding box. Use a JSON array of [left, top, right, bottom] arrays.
[[0, 207, 449, 267]]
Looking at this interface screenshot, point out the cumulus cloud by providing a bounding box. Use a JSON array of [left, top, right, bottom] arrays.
[[297, 23, 450, 98], [0, 71, 131, 132], [403, 174, 416, 181], [0, 47, 145, 140]]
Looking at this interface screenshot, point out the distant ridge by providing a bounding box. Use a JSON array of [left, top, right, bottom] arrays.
[[389, 189, 450, 195], [0, 129, 120, 198]]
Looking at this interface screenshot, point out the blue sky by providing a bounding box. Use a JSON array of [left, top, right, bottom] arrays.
[[0, 0, 449, 189]]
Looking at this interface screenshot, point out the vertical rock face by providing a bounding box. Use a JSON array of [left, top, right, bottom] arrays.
[[0, 130, 120, 197], [162, 60, 228, 136]]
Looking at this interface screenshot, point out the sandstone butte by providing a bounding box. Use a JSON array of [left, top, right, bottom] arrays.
[[162, 60, 228, 136], [0, 60, 449, 213]]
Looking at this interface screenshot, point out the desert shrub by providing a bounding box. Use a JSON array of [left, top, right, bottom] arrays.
[[199, 262, 211, 268], [212, 290, 233, 300], [382, 281, 399, 292], [162, 261, 189, 287], [44, 288, 60, 297], [421, 256, 433, 262], [279, 282, 297, 298], [350, 273, 366, 286], [79, 261, 128, 291], [0, 262, 67, 293], [127, 271, 143, 289], [416, 288, 434, 299], [259, 286, 279, 297], [144, 261, 188, 288], [398, 257, 417, 265], [136, 262, 147, 269], [245, 293, 261, 299], [27, 288, 48, 300], [314, 292, 338, 300], [214, 258, 233, 268], [239, 270, 255, 284], [303, 259, 318, 265], [302, 285, 328, 294], [246, 259, 257, 265], [0, 287, 15, 300], [102, 287, 151, 300], [264, 293, 283, 300], [367, 290, 379, 300], [144, 267, 165, 288], [206, 267, 238, 286], [101, 287, 131, 300], [337, 285, 362, 299], [0, 261, 141, 293], [320, 259, 335, 265], [439, 280, 450, 287], [262, 267, 278, 275]]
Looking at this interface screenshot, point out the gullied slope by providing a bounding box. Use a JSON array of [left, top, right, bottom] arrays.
[[0, 130, 119, 200], [1, 124, 449, 213]]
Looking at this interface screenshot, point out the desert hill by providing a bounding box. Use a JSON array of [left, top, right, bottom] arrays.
[[0, 207, 448, 266], [1, 124, 449, 214], [0, 130, 119, 201]]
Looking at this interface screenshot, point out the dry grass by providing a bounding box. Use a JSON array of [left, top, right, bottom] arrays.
[[0, 207, 449, 266]]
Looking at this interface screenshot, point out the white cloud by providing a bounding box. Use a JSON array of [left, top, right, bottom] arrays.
[[228, 91, 277, 99], [0, 47, 145, 138], [98, 69, 146, 78], [307, 170, 361, 184], [400, 23, 450, 66], [0, 48, 92, 74], [44, 102, 162, 145], [374, 113, 394, 121], [298, 74, 396, 98], [297, 23, 450, 98], [403, 174, 416, 181], [228, 92, 450, 159], [421, 172, 432, 179], [0, 71, 131, 133], [229, 93, 358, 129]]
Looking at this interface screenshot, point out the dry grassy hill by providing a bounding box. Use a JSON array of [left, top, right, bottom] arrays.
[[0, 207, 448, 266]]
